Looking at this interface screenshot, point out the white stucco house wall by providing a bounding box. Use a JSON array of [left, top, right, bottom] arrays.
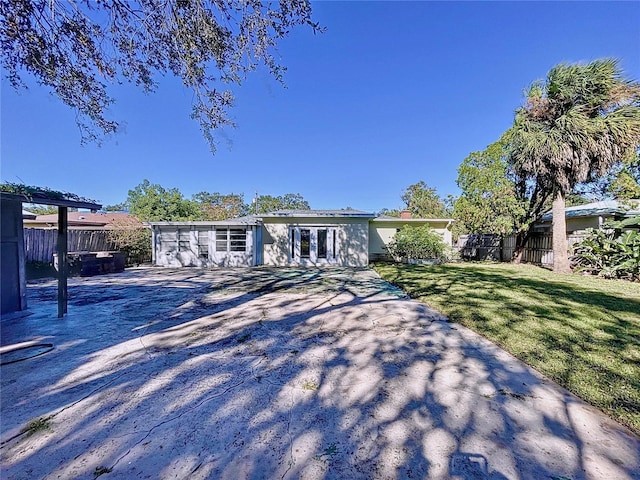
[[148, 209, 454, 268], [369, 216, 453, 262]]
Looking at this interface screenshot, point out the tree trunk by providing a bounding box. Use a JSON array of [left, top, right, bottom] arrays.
[[552, 189, 570, 273], [512, 227, 533, 263]]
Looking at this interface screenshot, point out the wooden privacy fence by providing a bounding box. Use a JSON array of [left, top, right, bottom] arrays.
[[457, 233, 587, 266], [24, 228, 116, 263]]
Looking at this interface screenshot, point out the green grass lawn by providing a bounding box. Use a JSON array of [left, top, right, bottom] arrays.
[[373, 261, 640, 435]]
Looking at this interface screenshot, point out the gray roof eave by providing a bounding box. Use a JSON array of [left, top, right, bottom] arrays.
[[371, 217, 454, 222], [146, 219, 261, 227], [261, 212, 376, 219]]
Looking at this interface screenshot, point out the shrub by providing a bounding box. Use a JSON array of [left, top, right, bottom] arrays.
[[107, 221, 152, 266], [571, 220, 640, 281], [386, 225, 448, 262]]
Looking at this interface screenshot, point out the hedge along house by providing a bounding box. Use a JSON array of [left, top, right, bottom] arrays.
[[149, 209, 454, 268]]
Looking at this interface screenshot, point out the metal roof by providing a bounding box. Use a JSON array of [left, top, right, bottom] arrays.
[[371, 216, 454, 222], [1, 192, 102, 210], [147, 216, 261, 227], [539, 199, 640, 222], [260, 209, 376, 218]]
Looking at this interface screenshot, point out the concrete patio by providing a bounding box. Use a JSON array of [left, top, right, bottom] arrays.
[[1, 267, 638, 479]]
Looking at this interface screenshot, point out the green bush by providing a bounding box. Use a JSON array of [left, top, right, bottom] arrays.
[[571, 222, 640, 281], [386, 225, 448, 262], [107, 224, 152, 266]]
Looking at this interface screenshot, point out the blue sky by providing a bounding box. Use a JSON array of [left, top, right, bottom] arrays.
[[2, 1, 639, 212]]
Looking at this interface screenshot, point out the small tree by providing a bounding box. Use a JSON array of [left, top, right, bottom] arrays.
[[454, 137, 527, 236], [400, 181, 449, 218], [254, 193, 310, 214], [107, 218, 152, 266], [125, 179, 200, 222], [192, 191, 247, 220], [386, 225, 447, 262]]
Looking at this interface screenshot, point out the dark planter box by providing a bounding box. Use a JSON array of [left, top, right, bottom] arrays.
[[53, 252, 126, 277]]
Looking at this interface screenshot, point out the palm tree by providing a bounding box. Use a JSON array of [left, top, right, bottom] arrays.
[[510, 59, 640, 273]]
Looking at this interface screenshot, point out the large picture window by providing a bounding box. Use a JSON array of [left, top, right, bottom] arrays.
[[300, 229, 310, 258]]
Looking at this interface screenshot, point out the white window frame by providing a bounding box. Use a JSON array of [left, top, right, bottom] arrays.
[[214, 227, 247, 253]]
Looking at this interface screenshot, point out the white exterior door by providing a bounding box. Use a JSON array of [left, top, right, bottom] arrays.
[[290, 227, 337, 265]]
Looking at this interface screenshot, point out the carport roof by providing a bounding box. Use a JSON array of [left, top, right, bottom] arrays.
[[0, 191, 102, 210]]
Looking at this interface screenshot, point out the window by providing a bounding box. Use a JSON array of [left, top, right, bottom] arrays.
[[230, 229, 246, 252], [300, 229, 310, 258], [215, 229, 227, 252], [318, 229, 327, 259], [333, 230, 336, 258], [198, 230, 209, 259], [215, 228, 247, 252], [291, 230, 295, 259], [158, 231, 176, 250], [178, 229, 190, 252]]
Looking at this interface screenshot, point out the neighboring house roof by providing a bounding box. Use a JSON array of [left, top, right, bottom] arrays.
[[26, 212, 142, 228], [539, 199, 640, 222], [261, 209, 376, 218], [22, 210, 37, 219]]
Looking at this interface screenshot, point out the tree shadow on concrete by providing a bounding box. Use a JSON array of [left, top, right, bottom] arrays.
[[1, 267, 638, 479], [378, 262, 640, 435]]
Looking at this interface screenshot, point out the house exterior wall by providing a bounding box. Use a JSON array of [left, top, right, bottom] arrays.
[[368, 220, 453, 260], [534, 215, 613, 234], [566, 216, 603, 233], [261, 217, 370, 267], [152, 225, 256, 267], [1, 199, 27, 313]]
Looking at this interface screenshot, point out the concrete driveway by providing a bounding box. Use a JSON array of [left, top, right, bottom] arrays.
[[1, 267, 638, 479]]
